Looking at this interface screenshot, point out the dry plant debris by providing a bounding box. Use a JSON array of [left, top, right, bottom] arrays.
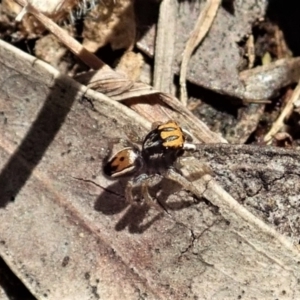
[[1, 40, 300, 300], [83, 0, 136, 52], [153, 0, 177, 94], [1, 0, 300, 299], [264, 79, 300, 143], [179, 0, 222, 106], [11, 0, 225, 144]]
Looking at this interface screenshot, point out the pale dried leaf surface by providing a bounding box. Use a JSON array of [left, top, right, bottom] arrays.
[[1, 40, 300, 300]]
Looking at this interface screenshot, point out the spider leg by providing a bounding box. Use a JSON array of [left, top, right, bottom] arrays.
[[141, 177, 169, 212], [165, 167, 201, 197], [124, 173, 149, 204], [125, 180, 134, 204], [125, 174, 165, 211]]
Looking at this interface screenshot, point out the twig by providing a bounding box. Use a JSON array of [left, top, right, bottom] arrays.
[[14, 0, 105, 70], [153, 0, 177, 93], [264, 80, 300, 144], [179, 0, 221, 106]]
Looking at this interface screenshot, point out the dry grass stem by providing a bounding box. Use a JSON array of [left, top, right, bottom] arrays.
[[153, 0, 177, 93], [179, 0, 222, 106], [264, 80, 300, 143]]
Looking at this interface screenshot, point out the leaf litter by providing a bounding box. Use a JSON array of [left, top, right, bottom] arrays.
[[1, 0, 300, 299]]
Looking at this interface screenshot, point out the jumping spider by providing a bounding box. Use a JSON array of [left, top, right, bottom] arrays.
[[103, 120, 200, 205]]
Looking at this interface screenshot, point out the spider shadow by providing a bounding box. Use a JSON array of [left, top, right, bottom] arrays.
[[94, 178, 165, 234], [94, 175, 204, 234]]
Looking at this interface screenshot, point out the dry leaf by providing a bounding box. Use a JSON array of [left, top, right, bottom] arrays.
[[1, 39, 300, 300]]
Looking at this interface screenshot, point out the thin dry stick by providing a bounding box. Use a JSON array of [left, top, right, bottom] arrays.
[[264, 80, 300, 144], [153, 0, 177, 93], [179, 0, 221, 106], [14, 0, 105, 70]]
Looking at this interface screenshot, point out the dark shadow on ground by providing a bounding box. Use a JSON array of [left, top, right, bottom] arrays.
[[95, 176, 204, 234], [0, 75, 78, 207], [266, 0, 300, 56], [0, 256, 36, 300]]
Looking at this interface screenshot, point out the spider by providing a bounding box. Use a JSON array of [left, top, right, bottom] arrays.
[[103, 120, 200, 205]]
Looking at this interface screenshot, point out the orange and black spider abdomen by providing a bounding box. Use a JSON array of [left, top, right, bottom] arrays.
[[142, 120, 185, 157], [103, 147, 143, 178]]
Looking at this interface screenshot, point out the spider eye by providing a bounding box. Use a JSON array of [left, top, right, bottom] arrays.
[[103, 147, 143, 178]]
